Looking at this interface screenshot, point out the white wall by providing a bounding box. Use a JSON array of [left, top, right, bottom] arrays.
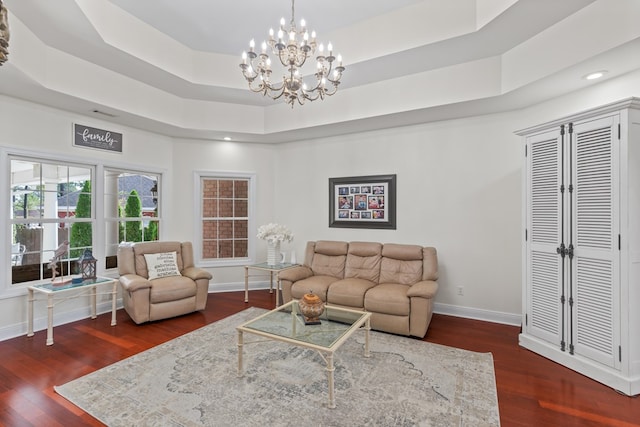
[[1, 69, 639, 341], [272, 112, 522, 321], [0, 96, 173, 340], [270, 68, 640, 323], [168, 138, 277, 287]]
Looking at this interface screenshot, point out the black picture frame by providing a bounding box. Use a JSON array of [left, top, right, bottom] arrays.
[[329, 174, 396, 229]]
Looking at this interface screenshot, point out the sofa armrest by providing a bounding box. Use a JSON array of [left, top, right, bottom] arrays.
[[279, 265, 313, 282], [407, 280, 438, 299], [119, 274, 152, 292], [181, 266, 213, 281]]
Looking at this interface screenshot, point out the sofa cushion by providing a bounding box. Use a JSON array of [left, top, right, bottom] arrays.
[[344, 241, 382, 283], [308, 241, 348, 279], [144, 251, 182, 280], [379, 244, 424, 285], [327, 278, 377, 308], [314, 240, 349, 256], [380, 258, 423, 285], [291, 275, 338, 302], [150, 275, 197, 303], [381, 243, 423, 260], [365, 283, 411, 316]]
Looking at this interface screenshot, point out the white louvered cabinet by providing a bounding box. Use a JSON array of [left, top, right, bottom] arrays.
[[518, 98, 640, 396]]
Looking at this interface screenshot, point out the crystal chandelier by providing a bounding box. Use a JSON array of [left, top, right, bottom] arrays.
[[239, 0, 344, 108]]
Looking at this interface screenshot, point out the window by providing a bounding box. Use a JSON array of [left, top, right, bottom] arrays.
[[104, 169, 161, 269], [5, 151, 164, 287], [10, 157, 94, 284], [196, 172, 255, 265]]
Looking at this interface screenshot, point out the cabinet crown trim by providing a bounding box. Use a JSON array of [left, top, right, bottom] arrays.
[[515, 97, 640, 136]]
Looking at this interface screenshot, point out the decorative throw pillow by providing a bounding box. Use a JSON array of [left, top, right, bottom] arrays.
[[144, 251, 181, 280]]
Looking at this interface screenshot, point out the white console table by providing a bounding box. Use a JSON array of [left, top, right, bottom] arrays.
[[27, 277, 118, 345], [244, 262, 299, 306]]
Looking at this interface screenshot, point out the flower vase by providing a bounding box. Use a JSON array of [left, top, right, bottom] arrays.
[[267, 241, 280, 265]]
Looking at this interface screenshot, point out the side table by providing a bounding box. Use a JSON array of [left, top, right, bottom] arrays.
[[244, 262, 299, 306], [27, 276, 118, 345]]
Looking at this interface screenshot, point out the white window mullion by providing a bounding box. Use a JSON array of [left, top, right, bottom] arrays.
[[194, 170, 255, 267]]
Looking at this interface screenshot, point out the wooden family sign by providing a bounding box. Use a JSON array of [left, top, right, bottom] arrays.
[[73, 123, 123, 153]]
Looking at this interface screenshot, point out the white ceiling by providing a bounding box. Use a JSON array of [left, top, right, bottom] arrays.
[[1, 0, 639, 143], [109, 0, 425, 56]]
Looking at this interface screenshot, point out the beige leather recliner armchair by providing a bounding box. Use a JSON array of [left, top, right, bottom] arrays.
[[117, 241, 212, 324]]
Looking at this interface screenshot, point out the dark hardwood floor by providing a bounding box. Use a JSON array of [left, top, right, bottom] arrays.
[[1, 290, 638, 426]]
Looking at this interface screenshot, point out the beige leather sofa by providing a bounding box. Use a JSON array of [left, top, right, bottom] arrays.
[[117, 241, 212, 324], [279, 241, 438, 338]]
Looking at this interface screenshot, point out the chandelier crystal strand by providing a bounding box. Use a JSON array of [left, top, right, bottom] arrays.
[[239, 0, 344, 108]]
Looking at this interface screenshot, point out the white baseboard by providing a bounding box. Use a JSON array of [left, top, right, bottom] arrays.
[[0, 299, 123, 343], [0, 281, 521, 343], [0, 281, 269, 343], [433, 302, 522, 326], [208, 280, 273, 293], [214, 281, 523, 327]]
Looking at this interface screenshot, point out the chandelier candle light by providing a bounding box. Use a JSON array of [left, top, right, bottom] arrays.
[[257, 223, 293, 265], [239, 0, 344, 108]]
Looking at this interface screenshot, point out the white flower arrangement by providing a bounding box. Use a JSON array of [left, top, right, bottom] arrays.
[[257, 223, 294, 244]]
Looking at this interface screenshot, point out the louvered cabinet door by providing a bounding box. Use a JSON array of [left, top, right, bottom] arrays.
[[519, 99, 640, 394], [525, 129, 564, 346], [570, 115, 620, 368]]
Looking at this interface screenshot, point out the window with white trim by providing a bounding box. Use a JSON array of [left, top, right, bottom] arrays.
[[196, 172, 254, 265], [104, 169, 161, 269], [7, 152, 164, 286], [10, 157, 94, 284]]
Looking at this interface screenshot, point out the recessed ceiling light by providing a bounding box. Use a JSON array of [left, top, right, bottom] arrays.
[[223, 136, 232, 141], [583, 70, 607, 80]]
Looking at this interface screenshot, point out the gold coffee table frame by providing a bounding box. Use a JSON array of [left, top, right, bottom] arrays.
[[236, 300, 371, 409]]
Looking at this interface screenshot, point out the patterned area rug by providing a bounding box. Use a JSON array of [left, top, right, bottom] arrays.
[[55, 307, 500, 426]]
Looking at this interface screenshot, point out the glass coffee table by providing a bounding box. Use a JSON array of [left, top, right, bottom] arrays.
[[236, 300, 371, 409]]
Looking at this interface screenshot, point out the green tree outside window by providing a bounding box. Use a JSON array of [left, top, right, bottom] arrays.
[[70, 180, 92, 258], [125, 189, 143, 242]]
